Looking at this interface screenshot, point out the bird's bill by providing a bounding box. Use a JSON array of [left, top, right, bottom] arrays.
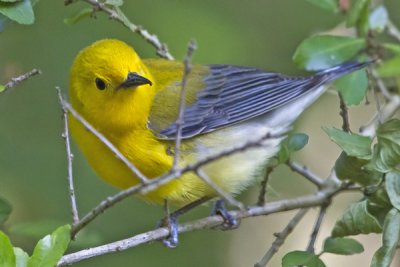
[[118, 72, 152, 89]]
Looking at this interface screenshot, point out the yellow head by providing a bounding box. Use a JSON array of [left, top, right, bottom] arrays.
[[69, 39, 154, 131]]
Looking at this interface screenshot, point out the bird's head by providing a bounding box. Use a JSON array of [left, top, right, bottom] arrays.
[[69, 39, 154, 129]]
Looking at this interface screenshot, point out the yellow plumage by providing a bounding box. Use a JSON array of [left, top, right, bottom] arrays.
[[69, 39, 368, 206]]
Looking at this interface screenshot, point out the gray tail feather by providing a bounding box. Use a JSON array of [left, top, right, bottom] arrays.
[[316, 60, 374, 82]]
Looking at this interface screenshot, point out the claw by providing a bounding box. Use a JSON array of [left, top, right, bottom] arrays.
[[161, 214, 179, 248], [211, 199, 239, 230], [158, 197, 211, 248]]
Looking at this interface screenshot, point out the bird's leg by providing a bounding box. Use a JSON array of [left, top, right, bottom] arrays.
[[160, 196, 211, 248], [211, 199, 239, 230]]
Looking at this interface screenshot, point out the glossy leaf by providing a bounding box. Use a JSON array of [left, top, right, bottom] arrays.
[[335, 152, 381, 186], [277, 133, 309, 163], [335, 68, 368, 105], [385, 171, 400, 210], [293, 35, 364, 71], [28, 224, 71, 267], [0, 0, 34, 24], [0, 196, 12, 224], [14, 247, 28, 267], [373, 119, 400, 172], [332, 200, 382, 237], [282, 251, 325, 267], [323, 127, 372, 159], [0, 231, 16, 267], [323, 237, 364, 255], [371, 209, 400, 267]]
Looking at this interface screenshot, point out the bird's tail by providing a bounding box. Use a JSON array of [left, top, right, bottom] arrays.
[[316, 60, 373, 82]]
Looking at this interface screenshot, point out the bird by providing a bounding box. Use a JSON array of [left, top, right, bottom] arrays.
[[68, 39, 370, 247]]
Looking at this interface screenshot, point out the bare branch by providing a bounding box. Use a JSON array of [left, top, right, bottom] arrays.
[[70, 131, 281, 237], [286, 161, 324, 188], [306, 203, 329, 253], [257, 166, 274, 206], [1, 69, 41, 93], [387, 20, 400, 42], [254, 208, 309, 267], [65, 0, 174, 60], [196, 169, 245, 211], [57, 88, 79, 226], [59, 184, 345, 267], [172, 40, 197, 170], [58, 93, 149, 185], [338, 92, 351, 133]]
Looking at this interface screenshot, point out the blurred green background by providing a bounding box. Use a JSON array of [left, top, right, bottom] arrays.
[[1, 0, 400, 266]]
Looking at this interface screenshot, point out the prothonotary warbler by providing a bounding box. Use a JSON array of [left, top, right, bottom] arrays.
[[69, 39, 370, 247]]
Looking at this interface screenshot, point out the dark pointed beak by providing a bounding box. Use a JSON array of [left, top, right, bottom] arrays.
[[118, 72, 152, 89]]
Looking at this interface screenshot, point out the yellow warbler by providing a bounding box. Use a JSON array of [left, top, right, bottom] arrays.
[[69, 39, 369, 246]]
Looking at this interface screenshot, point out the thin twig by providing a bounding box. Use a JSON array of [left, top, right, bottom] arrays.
[[257, 166, 274, 206], [370, 67, 391, 100], [57, 88, 79, 226], [387, 20, 400, 42], [65, 0, 173, 60], [254, 208, 309, 267], [306, 203, 329, 253], [70, 131, 280, 237], [172, 40, 197, 170], [196, 169, 245, 211], [286, 161, 324, 188], [58, 182, 347, 267], [58, 93, 150, 185], [1, 69, 41, 93], [338, 92, 351, 133]]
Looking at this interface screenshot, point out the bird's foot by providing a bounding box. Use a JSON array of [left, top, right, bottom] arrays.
[[158, 213, 179, 248], [211, 199, 239, 230]]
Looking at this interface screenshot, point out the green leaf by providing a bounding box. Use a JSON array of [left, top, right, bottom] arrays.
[[385, 171, 400, 210], [0, 196, 12, 225], [0, 84, 5, 93], [371, 209, 400, 267], [14, 247, 28, 267], [306, 0, 337, 12], [335, 152, 381, 186], [293, 35, 365, 71], [282, 251, 325, 267], [323, 237, 364, 255], [335, 68, 368, 105], [28, 224, 71, 267], [0, 231, 16, 267], [347, 0, 370, 27], [64, 7, 92, 25], [105, 0, 123, 6], [383, 43, 400, 54], [323, 127, 372, 159], [377, 56, 400, 77], [369, 6, 388, 32], [287, 133, 309, 152], [367, 186, 392, 210], [277, 133, 309, 163], [332, 200, 382, 237], [0, 0, 34, 24], [373, 119, 400, 172]]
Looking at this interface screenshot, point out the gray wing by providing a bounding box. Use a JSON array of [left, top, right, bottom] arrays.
[[155, 61, 369, 140]]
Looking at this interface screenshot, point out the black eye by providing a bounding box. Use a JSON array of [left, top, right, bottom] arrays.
[[95, 78, 106, 90]]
